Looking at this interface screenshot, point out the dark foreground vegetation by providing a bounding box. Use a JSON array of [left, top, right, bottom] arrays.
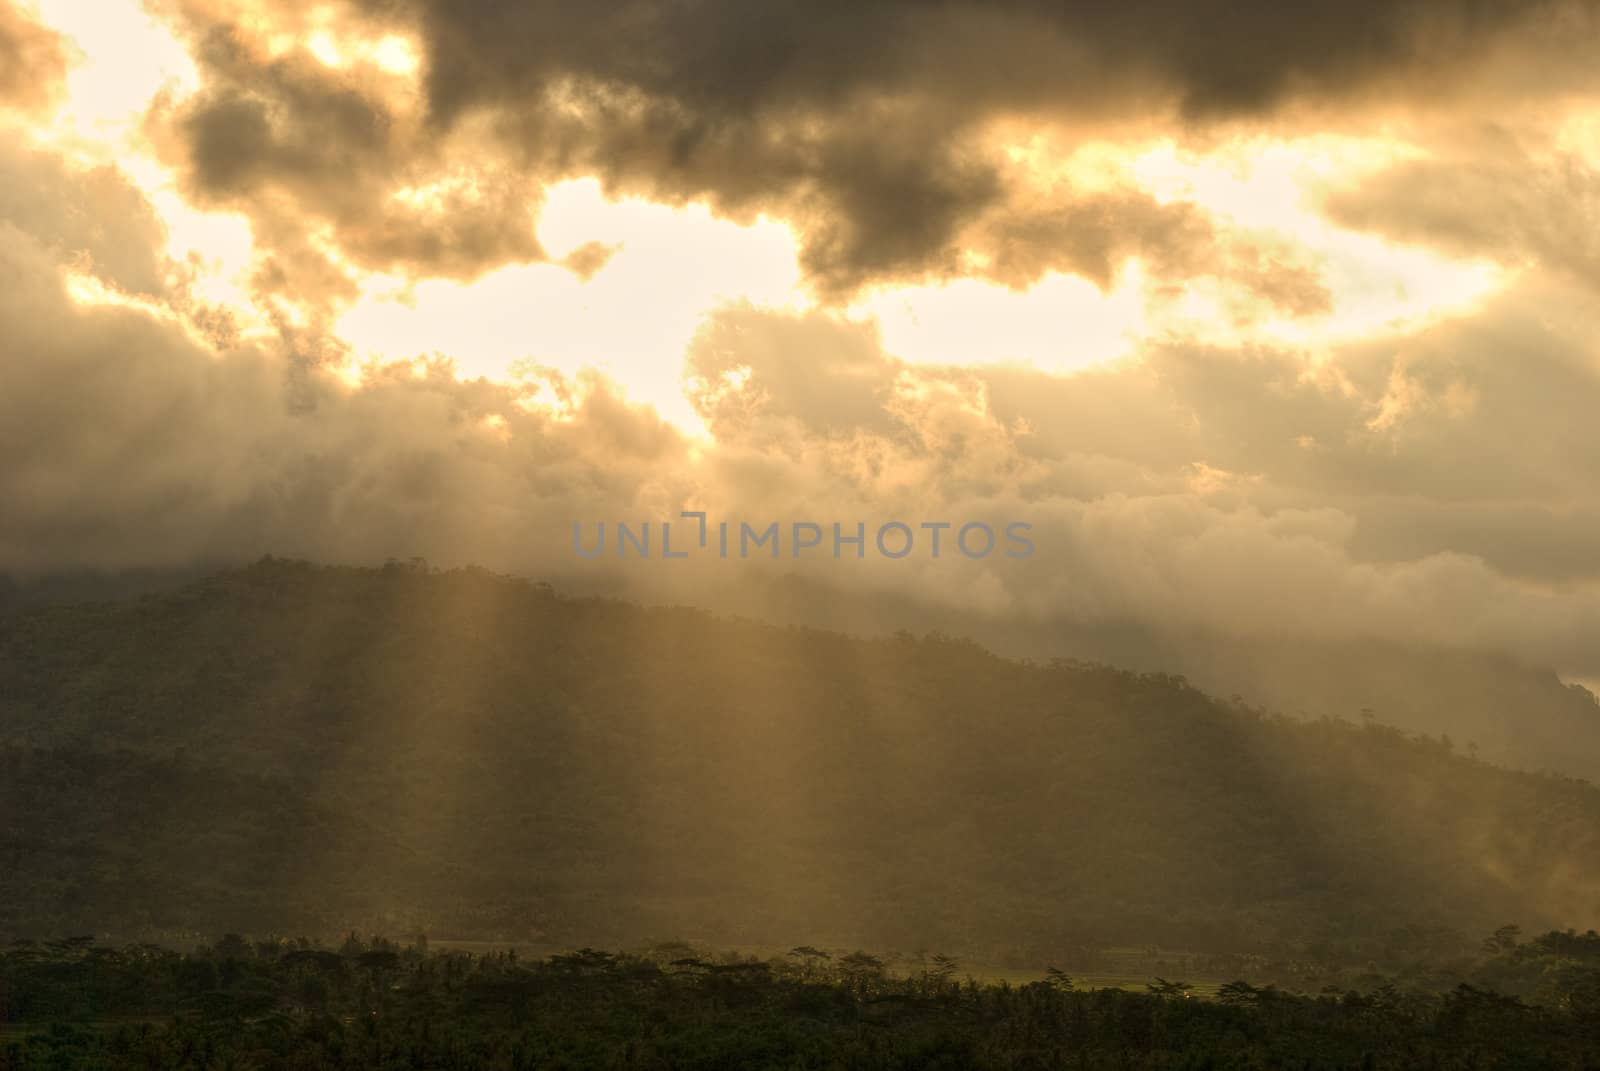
[[5, 932, 1600, 1070]]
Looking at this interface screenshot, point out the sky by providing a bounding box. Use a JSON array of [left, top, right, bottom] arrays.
[[4, 0, 1600, 679]]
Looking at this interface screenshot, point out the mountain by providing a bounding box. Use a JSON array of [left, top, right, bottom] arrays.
[[687, 572, 1600, 781], [11, 561, 1599, 781], [2, 558, 1598, 961]]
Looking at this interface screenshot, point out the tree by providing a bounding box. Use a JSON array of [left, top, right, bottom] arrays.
[[1147, 977, 1193, 999], [1484, 924, 1522, 955]]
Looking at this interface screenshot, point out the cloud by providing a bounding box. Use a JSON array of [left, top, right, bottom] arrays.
[[144, 9, 547, 314], [0, 0, 65, 115], [562, 240, 620, 282], [0, 140, 172, 296], [141, 0, 1599, 306], [0, 142, 687, 575], [395, 0, 1593, 125], [664, 295, 1600, 674], [8, 112, 1600, 681], [384, 0, 1595, 292], [1324, 129, 1600, 294]]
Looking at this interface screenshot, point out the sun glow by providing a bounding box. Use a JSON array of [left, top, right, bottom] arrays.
[[28, 0, 199, 158], [853, 266, 1148, 372], [335, 178, 807, 431], [303, 26, 421, 75], [26, 0, 264, 328], [16, 0, 1529, 433], [1127, 137, 1509, 342]]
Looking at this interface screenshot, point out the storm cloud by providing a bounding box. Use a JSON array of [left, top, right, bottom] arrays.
[[140, 0, 1600, 300]]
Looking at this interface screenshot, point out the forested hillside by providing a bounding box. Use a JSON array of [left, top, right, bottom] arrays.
[[695, 573, 1600, 781], [2, 559, 1597, 960]]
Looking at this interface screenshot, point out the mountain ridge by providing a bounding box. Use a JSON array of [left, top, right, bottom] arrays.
[[2, 557, 1597, 960]]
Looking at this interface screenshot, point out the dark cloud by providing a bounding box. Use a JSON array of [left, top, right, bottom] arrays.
[[395, 0, 1588, 126], [146, 0, 1596, 303], [146, 12, 546, 311], [385, 0, 1594, 287]]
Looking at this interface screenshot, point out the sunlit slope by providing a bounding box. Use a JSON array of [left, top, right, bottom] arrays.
[[2, 558, 1598, 953]]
